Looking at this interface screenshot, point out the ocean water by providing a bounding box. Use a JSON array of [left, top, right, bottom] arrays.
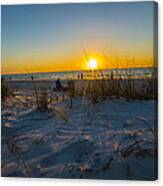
[[2, 67, 156, 81]]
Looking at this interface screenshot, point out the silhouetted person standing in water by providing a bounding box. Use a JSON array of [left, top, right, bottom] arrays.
[[31, 76, 34, 81]]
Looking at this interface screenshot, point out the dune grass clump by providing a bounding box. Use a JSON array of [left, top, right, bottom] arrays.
[[1, 78, 10, 101], [68, 80, 75, 108], [1, 127, 32, 177], [145, 73, 157, 100], [83, 70, 157, 104], [117, 117, 156, 159], [85, 71, 120, 104], [120, 72, 138, 100], [34, 86, 52, 112], [33, 84, 69, 122], [119, 76, 157, 101], [85, 80, 101, 104], [97, 74, 111, 100], [113, 117, 157, 179], [85, 78, 117, 104]]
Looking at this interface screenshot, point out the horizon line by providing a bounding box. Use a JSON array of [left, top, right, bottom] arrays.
[[2, 66, 156, 76]]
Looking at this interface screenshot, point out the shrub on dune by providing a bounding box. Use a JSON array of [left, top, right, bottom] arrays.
[[1, 78, 10, 101]]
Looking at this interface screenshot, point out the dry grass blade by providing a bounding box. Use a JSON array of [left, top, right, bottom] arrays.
[[135, 117, 154, 134], [50, 107, 68, 122]]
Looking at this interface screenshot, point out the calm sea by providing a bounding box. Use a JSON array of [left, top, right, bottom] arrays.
[[2, 67, 156, 81]]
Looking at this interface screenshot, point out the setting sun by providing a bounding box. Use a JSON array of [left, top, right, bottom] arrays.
[[88, 58, 98, 70]]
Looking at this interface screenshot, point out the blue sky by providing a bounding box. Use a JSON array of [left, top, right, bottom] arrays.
[[1, 1, 155, 74]]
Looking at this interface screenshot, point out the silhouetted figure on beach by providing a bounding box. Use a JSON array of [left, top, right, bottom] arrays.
[[110, 71, 114, 80], [56, 78, 63, 91], [31, 76, 34, 81], [81, 72, 83, 79]]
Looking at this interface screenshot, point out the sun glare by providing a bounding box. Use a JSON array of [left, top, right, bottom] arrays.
[[88, 58, 98, 70]]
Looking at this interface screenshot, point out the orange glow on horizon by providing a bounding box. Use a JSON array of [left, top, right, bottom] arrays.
[[1, 53, 155, 75]]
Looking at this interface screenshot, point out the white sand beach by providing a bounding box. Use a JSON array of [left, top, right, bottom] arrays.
[[1, 79, 157, 179]]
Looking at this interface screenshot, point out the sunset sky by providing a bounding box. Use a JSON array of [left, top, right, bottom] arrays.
[[2, 2, 155, 75]]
